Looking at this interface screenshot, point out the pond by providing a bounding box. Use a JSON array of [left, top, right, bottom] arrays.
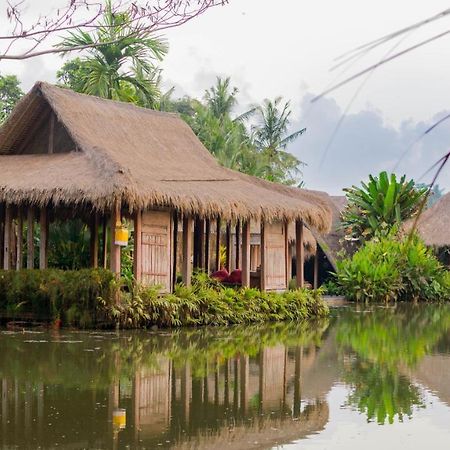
[[0, 304, 449, 449]]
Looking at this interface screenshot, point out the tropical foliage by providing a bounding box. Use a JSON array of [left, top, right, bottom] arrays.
[[57, 0, 167, 107], [0, 270, 328, 328], [0, 73, 23, 124], [167, 77, 306, 185], [336, 235, 450, 302], [341, 171, 427, 243]]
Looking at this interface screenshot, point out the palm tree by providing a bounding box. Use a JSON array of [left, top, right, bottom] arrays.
[[253, 97, 306, 184], [58, 0, 168, 107], [204, 77, 238, 121]]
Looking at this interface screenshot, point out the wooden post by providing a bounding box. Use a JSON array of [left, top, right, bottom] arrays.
[[89, 212, 99, 268], [48, 113, 55, 154], [284, 222, 289, 288], [134, 210, 142, 282], [0, 204, 4, 269], [110, 201, 121, 275], [193, 217, 204, 269], [313, 250, 319, 289], [225, 222, 232, 272], [182, 216, 193, 286], [235, 220, 240, 269], [241, 220, 250, 288], [172, 212, 178, 289], [3, 206, 12, 270], [215, 217, 221, 271], [16, 209, 23, 270], [39, 207, 48, 269], [27, 208, 34, 269], [102, 215, 108, 269], [260, 221, 266, 291], [295, 220, 304, 288], [198, 218, 205, 269], [205, 218, 211, 274]]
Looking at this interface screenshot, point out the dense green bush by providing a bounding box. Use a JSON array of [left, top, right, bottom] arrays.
[[104, 272, 329, 328], [0, 269, 118, 326], [336, 235, 450, 302], [0, 270, 328, 328]]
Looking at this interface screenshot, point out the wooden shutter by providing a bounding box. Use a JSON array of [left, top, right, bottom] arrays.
[[263, 221, 287, 291], [141, 211, 172, 292]]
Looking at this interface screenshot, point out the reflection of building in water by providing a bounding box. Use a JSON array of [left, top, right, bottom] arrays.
[[0, 338, 337, 449], [121, 339, 336, 449], [133, 357, 172, 437]]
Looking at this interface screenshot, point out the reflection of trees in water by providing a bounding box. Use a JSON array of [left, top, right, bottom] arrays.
[[336, 304, 450, 424]]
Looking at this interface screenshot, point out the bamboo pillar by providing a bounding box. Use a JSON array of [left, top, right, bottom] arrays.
[[110, 202, 121, 275], [205, 218, 211, 274], [39, 207, 48, 269], [90, 212, 99, 268], [313, 250, 319, 289], [182, 216, 193, 286], [134, 210, 142, 282], [3, 206, 12, 270], [235, 220, 240, 269], [102, 215, 108, 269], [172, 212, 178, 289], [215, 217, 221, 271], [0, 204, 4, 269], [225, 222, 232, 272], [198, 218, 205, 269], [241, 220, 250, 288], [284, 221, 289, 288], [260, 221, 266, 291], [27, 208, 34, 269], [295, 220, 304, 288], [16, 209, 23, 270]]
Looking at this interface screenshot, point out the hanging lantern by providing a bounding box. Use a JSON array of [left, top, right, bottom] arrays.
[[114, 221, 129, 246], [112, 408, 126, 430]]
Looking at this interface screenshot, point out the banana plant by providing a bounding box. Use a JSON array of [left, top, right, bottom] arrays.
[[341, 171, 427, 243]]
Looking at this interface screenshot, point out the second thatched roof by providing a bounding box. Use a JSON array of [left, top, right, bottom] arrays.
[[404, 192, 450, 247], [0, 82, 331, 232]]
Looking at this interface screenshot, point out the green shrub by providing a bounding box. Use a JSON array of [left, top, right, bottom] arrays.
[[0, 269, 118, 323], [0, 269, 328, 328], [336, 235, 450, 302], [102, 271, 329, 328]]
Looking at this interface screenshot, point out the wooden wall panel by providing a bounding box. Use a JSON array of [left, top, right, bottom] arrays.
[[263, 221, 287, 291], [141, 210, 172, 292]]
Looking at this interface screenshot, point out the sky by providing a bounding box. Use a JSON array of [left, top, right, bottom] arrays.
[[2, 0, 450, 194]]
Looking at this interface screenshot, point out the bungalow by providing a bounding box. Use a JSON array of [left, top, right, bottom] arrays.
[[0, 82, 331, 292]]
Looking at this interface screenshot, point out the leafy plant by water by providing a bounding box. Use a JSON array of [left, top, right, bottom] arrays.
[[336, 235, 450, 302], [0, 269, 328, 328], [341, 171, 427, 244]]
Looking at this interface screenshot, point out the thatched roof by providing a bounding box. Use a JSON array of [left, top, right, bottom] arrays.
[[404, 193, 450, 247], [308, 193, 349, 269], [0, 82, 331, 231]]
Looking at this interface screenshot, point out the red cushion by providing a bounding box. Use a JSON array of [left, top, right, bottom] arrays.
[[211, 269, 229, 282], [226, 269, 242, 284]]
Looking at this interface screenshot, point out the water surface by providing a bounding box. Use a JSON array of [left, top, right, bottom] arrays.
[[0, 304, 449, 449]]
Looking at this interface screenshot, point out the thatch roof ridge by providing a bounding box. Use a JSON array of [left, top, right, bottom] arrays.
[[404, 192, 450, 247], [0, 82, 332, 230]]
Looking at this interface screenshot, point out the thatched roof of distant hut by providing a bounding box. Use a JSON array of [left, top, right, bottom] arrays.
[[309, 193, 349, 269], [404, 192, 450, 247], [0, 82, 331, 231]]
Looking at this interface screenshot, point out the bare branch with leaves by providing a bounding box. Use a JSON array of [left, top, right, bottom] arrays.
[[0, 0, 228, 61]]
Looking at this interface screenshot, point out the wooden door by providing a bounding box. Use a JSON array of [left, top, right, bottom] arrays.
[[263, 221, 287, 291], [141, 211, 172, 292]]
